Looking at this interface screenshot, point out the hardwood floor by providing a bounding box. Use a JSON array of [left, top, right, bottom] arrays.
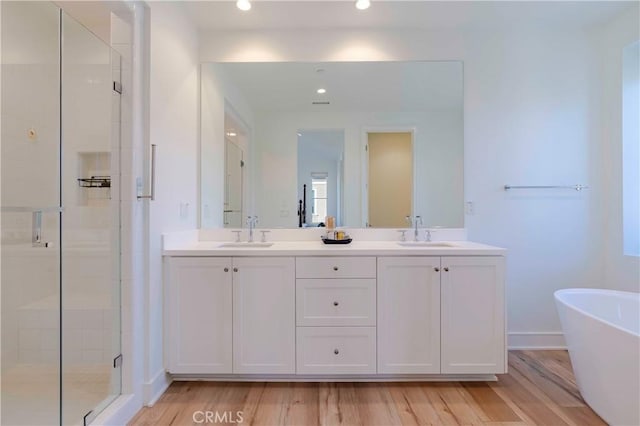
[[129, 351, 606, 426]]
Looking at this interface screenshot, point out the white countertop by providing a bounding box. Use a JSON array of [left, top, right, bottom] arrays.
[[163, 239, 506, 257]]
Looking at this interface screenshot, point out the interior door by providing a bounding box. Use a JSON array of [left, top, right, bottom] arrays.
[[367, 132, 413, 228], [224, 138, 243, 228]]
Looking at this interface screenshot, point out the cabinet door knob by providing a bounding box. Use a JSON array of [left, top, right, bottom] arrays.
[[224, 267, 229, 272], [334, 349, 339, 355], [434, 267, 440, 272], [333, 301, 339, 306], [233, 267, 238, 272], [333, 266, 339, 271], [443, 267, 449, 272]]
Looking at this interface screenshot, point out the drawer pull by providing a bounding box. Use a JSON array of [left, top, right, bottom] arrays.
[[333, 301, 339, 306], [443, 267, 449, 272], [334, 349, 339, 355], [333, 266, 339, 271], [434, 267, 440, 272], [224, 267, 229, 272], [233, 267, 238, 272]]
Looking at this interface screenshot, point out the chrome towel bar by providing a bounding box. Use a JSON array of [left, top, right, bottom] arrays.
[[504, 184, 589, 191]]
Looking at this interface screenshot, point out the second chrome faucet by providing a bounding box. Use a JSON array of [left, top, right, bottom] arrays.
[[405, 215, 422, 241], [246, 216, 258, 242]]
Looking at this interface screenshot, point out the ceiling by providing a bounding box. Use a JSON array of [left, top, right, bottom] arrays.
[[217, 61, 463, 112], [184, 1, 633, 32]]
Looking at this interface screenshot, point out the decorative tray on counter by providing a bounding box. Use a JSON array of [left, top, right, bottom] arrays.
[[321, 235, 353, 245]]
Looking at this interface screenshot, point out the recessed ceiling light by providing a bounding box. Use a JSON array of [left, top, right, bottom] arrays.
[[226, 132, 237, 137], [236, 0, 251, 11], [355, 0, 370, 10], [317, 88, 326, 94], [297, 133, 302, 137]]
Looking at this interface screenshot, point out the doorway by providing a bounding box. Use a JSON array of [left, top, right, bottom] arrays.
[[366, 131, 414, 228], [223, 112, 247, 228]]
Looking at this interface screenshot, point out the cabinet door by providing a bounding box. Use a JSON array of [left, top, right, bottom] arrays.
[[233, 257, 295, 374], [441, 256, 506, 374], [167, 257, 232, 374], [377, 257, 441, 374]]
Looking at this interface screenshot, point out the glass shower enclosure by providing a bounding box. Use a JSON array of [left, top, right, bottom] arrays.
[[1, 2, 122, 424]]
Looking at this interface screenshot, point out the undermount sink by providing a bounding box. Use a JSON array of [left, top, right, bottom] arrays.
[[397, 241, 456, 247], [219, 242, 274, 248]]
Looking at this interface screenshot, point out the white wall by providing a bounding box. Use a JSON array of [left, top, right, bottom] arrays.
[[597, 6, 640, 293], [147, 1, 199, 401], [200, 27, 607, 347]]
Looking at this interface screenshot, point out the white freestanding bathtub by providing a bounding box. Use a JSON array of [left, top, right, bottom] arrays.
[[555, 288, 640, 426]]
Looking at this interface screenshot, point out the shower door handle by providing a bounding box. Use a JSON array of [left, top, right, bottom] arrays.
[[138, 144, 156, 201], [31, 210, 49, 247], [1, 206, 63, 248]]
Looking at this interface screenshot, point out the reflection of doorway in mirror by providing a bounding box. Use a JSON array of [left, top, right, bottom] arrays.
[[297, 130, 345, 227], [367, 132, 413, 228], [223, 108, 248, 228], [222, 106, 250, 228], [224, 138, 244, 228], [311, 175, 328, 224]]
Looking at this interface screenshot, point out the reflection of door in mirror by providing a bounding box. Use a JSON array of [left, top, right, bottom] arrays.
[[367, 132, 413, 228], [297, 130, 345, 227], [224, 138, 244, 228]]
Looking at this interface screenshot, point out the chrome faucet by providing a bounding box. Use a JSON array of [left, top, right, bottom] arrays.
[[425, 229, 432, 242], [405, 215, 422, 241], [246, 216, 258, 242]]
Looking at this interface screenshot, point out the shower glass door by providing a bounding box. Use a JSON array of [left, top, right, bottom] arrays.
[[1, 2, 62, 424], [60, 11, 122, 426], [1, 3, 122, 425]]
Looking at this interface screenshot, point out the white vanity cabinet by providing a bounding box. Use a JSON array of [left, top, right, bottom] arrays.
[[377, 257, 441, 374], [166, 257, 233, 374], [378, 256, 506, 375], [295, 257, 377, 374], [164, 245, 506, 379], [441, 256, 506, 374], [165, 256, 295, 375], [233, 257, 295, 374]]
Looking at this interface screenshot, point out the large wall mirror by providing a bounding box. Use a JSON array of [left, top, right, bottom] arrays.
[[200, 61, 464, 229]]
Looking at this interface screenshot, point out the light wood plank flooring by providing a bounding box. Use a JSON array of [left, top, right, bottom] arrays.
[[129, 351, 606, 425]]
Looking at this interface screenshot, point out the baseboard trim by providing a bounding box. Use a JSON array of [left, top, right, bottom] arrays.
[[508, 332, 566, 350], [143, 369, 172, 407], [171, 374, 499, 382], [91, 394, 142, 426]]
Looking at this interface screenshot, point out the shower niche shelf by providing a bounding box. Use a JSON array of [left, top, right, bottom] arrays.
[[76, 152, 111, 206], [78, 176, 111, 188]]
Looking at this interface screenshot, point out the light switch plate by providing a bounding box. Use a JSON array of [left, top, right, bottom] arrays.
[[465, 201, 475, 215]]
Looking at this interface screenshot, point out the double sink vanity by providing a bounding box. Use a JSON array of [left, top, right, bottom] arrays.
[[170, 58, 504, 382], [163, 228, 506, 381]]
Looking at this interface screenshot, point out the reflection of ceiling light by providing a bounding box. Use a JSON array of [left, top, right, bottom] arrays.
[[236, 0, 251, 11], [226, 132, 237, 137], [317, 88, 326, 94], [355, 0, 370, 10]]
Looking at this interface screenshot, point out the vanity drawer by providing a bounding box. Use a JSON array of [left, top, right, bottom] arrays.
[[296, 279, 376, 326], [296, 327, 376, 374], [296, 257, 376, 279]]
